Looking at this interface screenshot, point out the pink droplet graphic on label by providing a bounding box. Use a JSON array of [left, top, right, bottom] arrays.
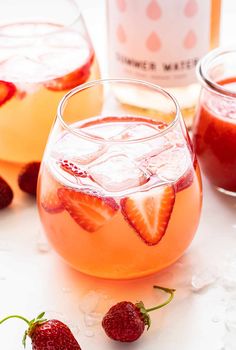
[[116, 0, 126, 12], [117, 24, 126, 43], [146, 0, 162, 20], [146, 32, 161, 52], [184, 0, 198, 17], [183, 30, 197, 49]]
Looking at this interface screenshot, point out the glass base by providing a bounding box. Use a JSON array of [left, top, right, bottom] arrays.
[[216, 186, 236, 197]]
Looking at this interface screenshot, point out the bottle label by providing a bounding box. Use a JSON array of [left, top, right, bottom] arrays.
[[107, 0, 211, 87]]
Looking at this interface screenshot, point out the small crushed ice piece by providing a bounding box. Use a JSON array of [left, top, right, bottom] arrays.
[[225, 300, 236, 331], [62, 287, 72, 294], [0, 241, 11, 252], [79, 291, 102, 314], [84, 312, 102, 327], [84, 328, 94, 337], [36, 241, 50, 253], [44, 310, 64, 320], [220, 260, 236, 291], [191, 269, 218, 291], [212, 315, 223, 323]]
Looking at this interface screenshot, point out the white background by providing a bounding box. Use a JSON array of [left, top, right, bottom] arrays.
[[1, 1, 236, 350]]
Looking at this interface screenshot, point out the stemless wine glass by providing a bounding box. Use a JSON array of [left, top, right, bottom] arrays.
[[37, 79, 202, 279], [0, 0, 99, 163]]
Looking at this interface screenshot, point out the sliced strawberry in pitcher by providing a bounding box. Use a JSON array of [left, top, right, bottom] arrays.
[[121, 186, 175, 246], [0, 81, 16, 107], [44, 53, 94, 91], [57, 188, 119, 232]]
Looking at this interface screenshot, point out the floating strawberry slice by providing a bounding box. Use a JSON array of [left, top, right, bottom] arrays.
[[44, 53, 94, 91], [0, 81, 16, 107], [59, 159, 87, 178], [121, 186, 175, 246], [41, 169, 64, 214], [57, 188, 119, 232]]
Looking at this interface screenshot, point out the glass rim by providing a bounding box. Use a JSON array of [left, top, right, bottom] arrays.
[[197, 46, 236, 99], [0, 0, 81, 39], [57, 78, 182, 144]]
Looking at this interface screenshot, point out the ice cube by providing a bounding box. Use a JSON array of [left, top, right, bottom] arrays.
[[84, 329, 94, 337], [36, 241, 50, 254], [79, 291, 102, 314], [84, 312, 102, 327], [191, 269, 218, 291], [62, 287, 72, 294], [88, 154, 149, 192], [147, 145, 190, 182], [113, 123, 159, 140], [53, 133, 106, 165], [1, 55, 46, 83], [225, 307, 236, 331], [221, 260, 236, 291], [86, 122, 128, 139]]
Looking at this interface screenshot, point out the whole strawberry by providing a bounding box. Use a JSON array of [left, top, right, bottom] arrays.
[[102, 285, 175, 342], [18, 161, 41, 196], [0, 312, 81, 350], [0, 176, 13, 209]]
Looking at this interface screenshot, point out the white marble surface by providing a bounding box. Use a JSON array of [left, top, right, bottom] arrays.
[[1, 1, 236, 349]]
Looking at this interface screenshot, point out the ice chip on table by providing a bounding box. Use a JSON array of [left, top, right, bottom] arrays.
[[225, 298, 236, 331], [84, 312, 102, 327], [191, 268, 218, 291], [84, 329, 95, 337], [36, 241, 50, 254], [53, 133, 106, 165], [88, 154, 149, 192], [79, 290, 102, 314], [220, 260, 236, 291]]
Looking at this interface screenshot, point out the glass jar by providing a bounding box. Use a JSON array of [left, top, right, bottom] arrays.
[[192, 47, 236, 195], [107, 0, 221, 128]]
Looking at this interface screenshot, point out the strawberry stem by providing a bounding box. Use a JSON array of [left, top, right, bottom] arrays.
[[145, 285, 175, 313], [136, 285, 175, 330], [0, 315, 30, 325]]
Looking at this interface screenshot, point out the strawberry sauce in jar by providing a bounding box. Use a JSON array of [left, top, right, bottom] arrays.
[[193, 48, 236, 194]]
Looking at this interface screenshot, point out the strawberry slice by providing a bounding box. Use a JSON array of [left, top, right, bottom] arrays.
[[44, 53, 94, 91], [59, 159, 87, 178], [0, 81, 16, 107], [41, 169, 64, 214], [57, 188, 119, 232], [121, 186, 175, 246]]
